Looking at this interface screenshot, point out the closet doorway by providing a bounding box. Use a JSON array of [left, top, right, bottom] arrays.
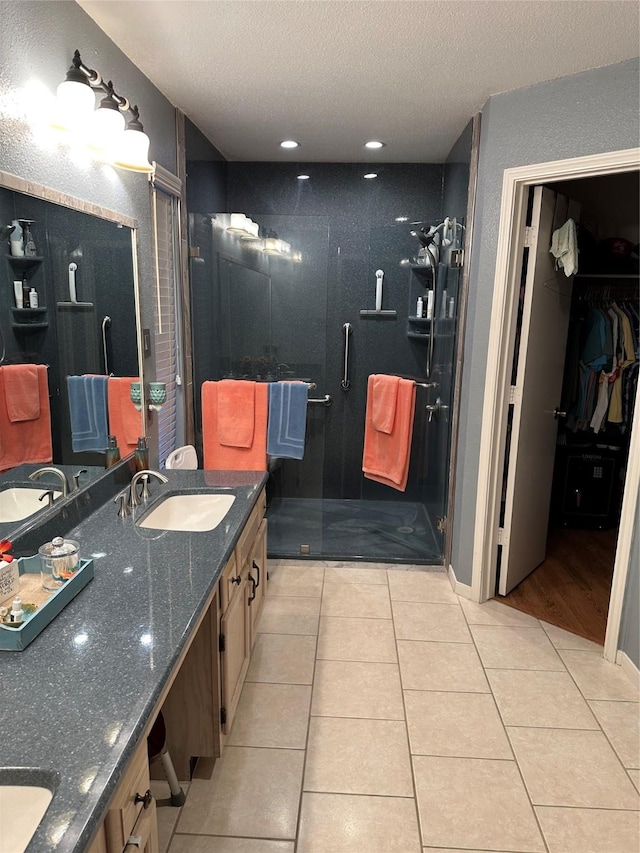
[[471, 148, 640, 663]]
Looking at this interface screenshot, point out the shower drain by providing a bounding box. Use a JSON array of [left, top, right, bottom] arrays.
[[396, 526, 415, 534]]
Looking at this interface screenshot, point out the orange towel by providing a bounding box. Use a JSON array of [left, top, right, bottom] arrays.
[[108, 377, 142, 455], [371, 374, 399, 434], [202, 380, 268, 471], [218, 380, 255, 447], [362, 375, 416, 492], [0, 365, 52, 471], [3, 364, 40, 422]]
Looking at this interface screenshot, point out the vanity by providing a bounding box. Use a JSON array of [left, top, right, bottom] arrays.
[[2, 468, 268, 853]]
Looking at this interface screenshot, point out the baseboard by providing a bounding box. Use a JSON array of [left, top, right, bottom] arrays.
[[616, 650, 640, 688], [448, 564, 473, 600]]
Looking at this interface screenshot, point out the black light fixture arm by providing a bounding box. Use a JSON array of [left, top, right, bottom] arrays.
[[71, 49, 133, 115]]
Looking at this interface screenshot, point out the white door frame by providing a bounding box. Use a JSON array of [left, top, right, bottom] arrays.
[[471, 147, 640, 663]]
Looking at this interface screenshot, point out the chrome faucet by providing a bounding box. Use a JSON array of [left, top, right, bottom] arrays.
[[29, 467, 70, 498], [129, 469, 168, 507]]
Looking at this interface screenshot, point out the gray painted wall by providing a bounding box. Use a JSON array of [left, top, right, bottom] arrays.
[[0, 0, 178, 460], [451, 59, 640, 661]]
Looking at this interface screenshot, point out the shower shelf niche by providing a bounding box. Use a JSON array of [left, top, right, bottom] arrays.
[[11, 307, 48, 330]]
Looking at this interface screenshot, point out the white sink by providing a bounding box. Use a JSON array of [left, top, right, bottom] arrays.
[[0, 487, 62, 522], [0, 784, 53, 852], [137, 493, 236, 532]]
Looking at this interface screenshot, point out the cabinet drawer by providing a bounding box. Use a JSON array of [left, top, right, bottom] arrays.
[[104, 739, 152, 852], [219, 553, 239, 613], [235, 488, 266, 569]]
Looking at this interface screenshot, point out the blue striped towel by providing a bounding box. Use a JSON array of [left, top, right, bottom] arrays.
[[267, 382, 308, 460], [67, 375, 109, 453]]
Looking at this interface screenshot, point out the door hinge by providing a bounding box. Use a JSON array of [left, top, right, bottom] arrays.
[[497, 527, 505, 545], [436, 516, 447, 533], [450, 248, 464, 268], [523, 225, 536, 247], [508, 385, 519, 405], [220, 707, 227, 726], [188, 245, 201, 259], [218, 633, 225, 653]]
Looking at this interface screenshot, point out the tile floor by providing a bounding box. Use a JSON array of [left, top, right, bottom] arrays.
[[152, 561, 640, 853]]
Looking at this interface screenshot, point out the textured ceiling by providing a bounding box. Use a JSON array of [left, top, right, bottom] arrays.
[[77, 0, 639, 162]]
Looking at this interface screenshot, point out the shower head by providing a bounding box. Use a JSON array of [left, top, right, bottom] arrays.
[[0, 225, 15, 242], [410, 227, 438, 249]]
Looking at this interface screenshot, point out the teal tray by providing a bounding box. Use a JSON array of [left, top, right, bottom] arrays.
[[0, 555, 94, 651]]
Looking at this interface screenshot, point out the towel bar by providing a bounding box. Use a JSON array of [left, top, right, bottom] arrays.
[[308, 395, 332, 407]]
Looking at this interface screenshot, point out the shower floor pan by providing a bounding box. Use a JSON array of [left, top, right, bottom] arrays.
[[266, 498, 441, 564]]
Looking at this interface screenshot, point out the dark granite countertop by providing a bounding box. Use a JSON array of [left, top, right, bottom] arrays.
[[1, 469, 268, 853]]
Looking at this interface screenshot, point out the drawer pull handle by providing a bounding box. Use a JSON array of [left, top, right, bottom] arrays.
[[126, 836, 143, 849], [252, 560, 260, 587], [230, 575, 242, 585], [247, 572, 257, 604], [134, 789, 153, 810]]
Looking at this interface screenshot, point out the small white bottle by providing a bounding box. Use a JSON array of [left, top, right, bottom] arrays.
[[10, 597, 24, 624], [426, 290, 434, 320], [416, 296, 423, 318], [448, 297, 455, 319], [440, 289, 448, 319], [29, 288, 38, 308]]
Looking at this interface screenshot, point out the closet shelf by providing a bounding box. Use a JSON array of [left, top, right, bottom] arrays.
[[574, 272, 639, 279]]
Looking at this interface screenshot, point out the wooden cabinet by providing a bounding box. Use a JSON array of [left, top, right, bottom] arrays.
[[219, 489, 268, 734]]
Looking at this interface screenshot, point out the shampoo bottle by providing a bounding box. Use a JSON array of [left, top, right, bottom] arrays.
[[13, 281, 23, 309], [135, 437, 150, 472], [22, 278, 30, 309], [416, 296, 423, 319], [29, 288, 38, 308], [10, 220, 24, 257]]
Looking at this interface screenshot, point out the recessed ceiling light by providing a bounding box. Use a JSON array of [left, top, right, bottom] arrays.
[[280, 140, 300, 149], [364, 173, 378, 179], [395, 216, 408, 222], [365, 141, 385, 149], [297, 174, 310, 180]]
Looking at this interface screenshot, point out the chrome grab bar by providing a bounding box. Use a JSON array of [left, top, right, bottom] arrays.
[[308, 395, 332, 406], [101, 315, 111, 375], [341, 322, 352, 390]]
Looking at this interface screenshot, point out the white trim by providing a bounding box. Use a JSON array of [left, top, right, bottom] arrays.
[[616, 650, 640, 690], [448, 564, 474, 600], [472, 147, 640, 660], [150, 162, 182, 197]]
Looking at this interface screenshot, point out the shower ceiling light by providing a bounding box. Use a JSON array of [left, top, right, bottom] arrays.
[[297, 174, 310, 180], [365, 141, 385, 149], [364, 173, 378, 179], [395, 216, 408, 222], [280, 140, 300, 149]]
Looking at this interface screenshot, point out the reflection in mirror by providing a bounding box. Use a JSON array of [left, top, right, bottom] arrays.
[[0, 173, 144, 531]]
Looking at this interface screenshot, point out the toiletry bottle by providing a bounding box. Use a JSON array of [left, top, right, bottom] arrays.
[[105, 435, 121, 468], [10, 220, 24, 257], [22, 277, 30, 309], [29, 288, 38, 308], [449, 297, 455, 319], [135, 437, 150, 472], [13, 281, 23, 309], [10, 597, 23, 624], [416, 296, 423, 319], [426, 290, 434, 320], [22, 221, 36, 257]]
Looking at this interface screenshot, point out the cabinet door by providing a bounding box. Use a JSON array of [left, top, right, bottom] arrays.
[[247, 519, 268, 647], [125, 800, 159, 853], [219, 571, 250, 733]]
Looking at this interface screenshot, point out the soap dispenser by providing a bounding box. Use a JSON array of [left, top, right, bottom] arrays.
[[105, 435, 121, 468], [135, 437, 150, 471]]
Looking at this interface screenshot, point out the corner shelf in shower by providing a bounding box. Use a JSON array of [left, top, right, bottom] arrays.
[[6, 255, 44, 281], [11, 307, 48, 331]]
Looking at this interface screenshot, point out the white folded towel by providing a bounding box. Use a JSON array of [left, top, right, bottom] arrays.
[[550, 218, 578, 277]]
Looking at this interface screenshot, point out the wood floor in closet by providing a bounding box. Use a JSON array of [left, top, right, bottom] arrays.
[[499, 527, 617, 645]]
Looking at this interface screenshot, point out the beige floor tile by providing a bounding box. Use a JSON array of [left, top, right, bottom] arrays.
[[267, 566, 324, 597], [177, 746, 304, 838], [387, 570, 458, 603], [169, 838, 294, 853], [459, 596, 540, 627], [227, 682, 311, 748], [540, 619, 604, 651], [405, 691, 512, 759], [588, 700, 640, 768], [559, 649, 640, 701], [536, 806, 640, 853], [311, 659, 404, 719], [422, 850, 516, 853], [304, 716, 412, 796], [470, 624, 565, 670], [488, 669, 599, 729], [257, 595, 320, 635], [413, 755, 545, 852], [393, 601, 471, 643], [321, 582, 391, 618], [317, 616, 397, 662], [323, 567, 388, 584], [324, 561, 395, 571], [297, 792, 421, 852], [151, 779, 189, 853], [397, 640, 490, 692], [246, 633, 316, 684], [507, 727, 640, 809], [628, 768, 640, 792]]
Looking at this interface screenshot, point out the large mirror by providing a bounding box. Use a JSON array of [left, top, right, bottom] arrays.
[[0, 171, 144, 533]]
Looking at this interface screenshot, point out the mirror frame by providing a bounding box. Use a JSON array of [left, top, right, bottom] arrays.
[[0, 169, 146, 536]]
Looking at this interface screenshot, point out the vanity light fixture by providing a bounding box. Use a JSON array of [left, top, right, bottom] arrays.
[[53, 50, 153, 174], [365, 140, 385, 149], [226, 213, 261, 240], [364, 173, 378, 179], [280, 140, 300, 149]]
